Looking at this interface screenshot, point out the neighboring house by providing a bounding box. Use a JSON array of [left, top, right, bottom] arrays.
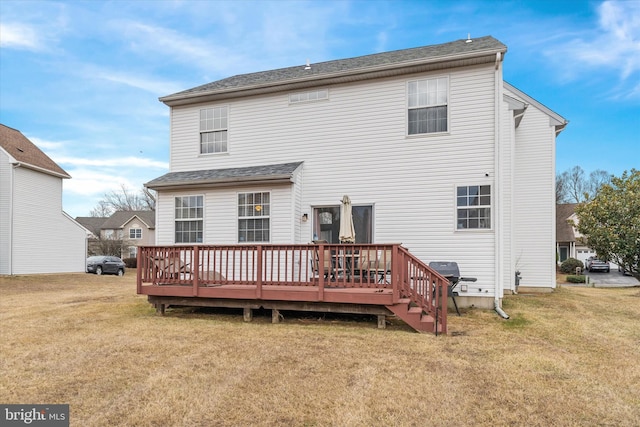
[[0, 124, 87, 274], [76, 211, 156, 259], [556, 203, 595, 267], [146, 35, 567, 308]]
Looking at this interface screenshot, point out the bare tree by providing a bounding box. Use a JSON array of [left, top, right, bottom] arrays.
[[90, 200, 112, 218], [564, 166, 588, 203], [556, 166, 612, 204], [587, 169, 612, 198], [556, 175, 567, 204], [90, 185, 155, 217]]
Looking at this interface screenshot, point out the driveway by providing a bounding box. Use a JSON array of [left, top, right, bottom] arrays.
[[583, 269, 639, 287]]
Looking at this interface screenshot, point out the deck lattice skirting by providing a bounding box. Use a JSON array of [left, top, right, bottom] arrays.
[[137, 244, 450, 334]]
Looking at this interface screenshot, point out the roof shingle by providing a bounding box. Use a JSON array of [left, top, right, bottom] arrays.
[[145, 161, 303, 190], [0, 124, 70, 178], [161, 36, 506, 103]]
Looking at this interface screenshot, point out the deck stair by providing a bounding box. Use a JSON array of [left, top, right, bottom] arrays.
[[386, 299, 440, 334]]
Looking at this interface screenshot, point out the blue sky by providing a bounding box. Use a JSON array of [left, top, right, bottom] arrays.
[[1, 0, 638, 218]]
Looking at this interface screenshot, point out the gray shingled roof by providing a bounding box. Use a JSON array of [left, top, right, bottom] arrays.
[[0, 124, 70, 178], [101, 210, 156, 229], [161, 36, 506, 104], [557, 203, 578, 243], [75, 216, 108, 235], [145, 162, 303, 190]]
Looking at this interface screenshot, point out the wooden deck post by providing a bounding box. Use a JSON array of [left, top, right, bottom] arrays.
[[243, 307, 253, 322], [136, 249, 143, 294], [377, 315, 386, 329], [193, 245, 199, 296], [155, 303, 165, 315], [272, 308, 280, 324]]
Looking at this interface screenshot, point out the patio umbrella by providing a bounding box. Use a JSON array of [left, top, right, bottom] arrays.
[[339, 195, 356, 243]]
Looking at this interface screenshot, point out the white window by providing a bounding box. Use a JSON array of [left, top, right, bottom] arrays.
[[289, 89, 328, 104], [175, 196, 204, 243], [129, 247, 138, 258], [238, 192, 270, 242], [456, 185, 491, 229], [200, 107, 228, 154], [408, 77, 448, 134], [129, 228, 142, 239]]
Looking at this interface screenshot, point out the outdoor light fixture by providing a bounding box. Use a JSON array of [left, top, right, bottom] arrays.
[[302, 213, 308, 222]]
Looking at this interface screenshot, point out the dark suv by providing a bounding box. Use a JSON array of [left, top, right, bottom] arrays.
[[86, 256, 126, 276]]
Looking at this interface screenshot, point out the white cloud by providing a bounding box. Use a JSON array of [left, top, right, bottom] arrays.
[[91, 67, 185, 95], [551, 1, 640, 92], [0, 22, 43, 51], [56, 155, 168, 170], [28, 136, 67, 151], [111, 20, 244, 74], [63, 168, 138, 196]]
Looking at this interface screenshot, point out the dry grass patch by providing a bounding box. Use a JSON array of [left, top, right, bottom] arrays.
[[1, 274, 639, 426]]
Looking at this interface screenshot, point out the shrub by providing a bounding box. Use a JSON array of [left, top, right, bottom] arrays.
[[123, 258, 137, 268], [566, 275, 586, 283], [560, 257, 584, 274]]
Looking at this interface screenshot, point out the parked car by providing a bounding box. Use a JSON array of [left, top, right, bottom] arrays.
[[586, 257, 610, 273], [86, 256, 126, 276]]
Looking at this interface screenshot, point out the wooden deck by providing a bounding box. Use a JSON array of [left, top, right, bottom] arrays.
[[136, 244, 450, 334]]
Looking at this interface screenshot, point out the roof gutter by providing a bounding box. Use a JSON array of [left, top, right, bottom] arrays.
[[145, 174, 295, 191], [12, 161, 71, 179]]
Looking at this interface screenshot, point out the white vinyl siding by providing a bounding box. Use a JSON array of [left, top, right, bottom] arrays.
[[0, 150, 12, 274], [9, 167, 86, 274], [163, 64, 498, 294], [507, 86, 558, 290], [156, 185, 293, 246]]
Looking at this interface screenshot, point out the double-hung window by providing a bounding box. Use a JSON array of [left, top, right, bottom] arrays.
[[129, 228, 142, 239], [456, 185, 491, 229], [238, 192, 270, 242], [200, 107, 228, 154], [408, 77, 448, 134], [175, 196, 203, 243]]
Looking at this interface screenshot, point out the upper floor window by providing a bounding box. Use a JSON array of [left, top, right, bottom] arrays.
[[175, 195, 203, 243], [408, 77, 448, 134], [456, 185, 491, 230], [200, 107, 228, 154], [289, 89, 328, 104], [129, 228, 142, 239], [238, 192, 270, 242]]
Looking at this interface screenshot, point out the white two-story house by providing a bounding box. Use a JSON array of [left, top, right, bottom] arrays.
[[0, 124, 87, 274], [146, 36, 567, 309]]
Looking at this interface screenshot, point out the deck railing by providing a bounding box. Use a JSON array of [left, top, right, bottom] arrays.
[[136, 243, 450, 332]]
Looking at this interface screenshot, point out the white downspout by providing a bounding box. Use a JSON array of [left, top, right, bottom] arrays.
[[494, 52, 509, 319]]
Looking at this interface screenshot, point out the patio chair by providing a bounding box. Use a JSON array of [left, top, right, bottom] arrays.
[[359, 249, 391, 283], [311, 247, 332, 279]]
